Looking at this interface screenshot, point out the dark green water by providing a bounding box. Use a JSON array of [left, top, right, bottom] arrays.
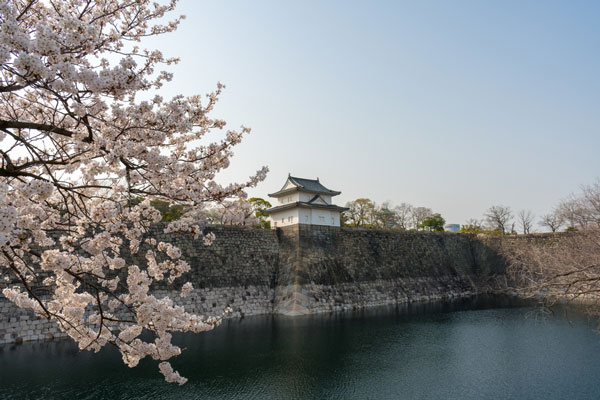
[[2, 296, 600, 400]]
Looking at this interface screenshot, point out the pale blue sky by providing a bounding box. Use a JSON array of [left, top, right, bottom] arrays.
[[148, 0, 599, 227]]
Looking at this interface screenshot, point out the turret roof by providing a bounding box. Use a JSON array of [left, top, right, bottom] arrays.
[[263, 201, 349, 215], [268, 175, 341, 197]]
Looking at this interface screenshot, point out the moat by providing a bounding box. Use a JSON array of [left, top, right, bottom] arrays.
[[1, 296, 600, 400]]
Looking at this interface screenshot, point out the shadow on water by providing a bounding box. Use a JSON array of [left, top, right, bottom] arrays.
[[1, 295, 600, 400]]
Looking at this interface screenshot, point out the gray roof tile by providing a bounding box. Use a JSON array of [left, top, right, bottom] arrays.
[[269, 175, 341, 197]]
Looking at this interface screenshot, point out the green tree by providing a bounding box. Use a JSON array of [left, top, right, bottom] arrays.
[[458, 224, 484, 234], [150, 199, 185, 222], [130, 197, 185, 222], [458, 219, 502, 236], [420, 213, 446, 232], [249, 197, 272, 229], [344, 198, 377, 227]]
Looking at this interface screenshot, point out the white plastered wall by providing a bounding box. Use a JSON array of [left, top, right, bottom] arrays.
[[269, 207, 341, 228], [269, 208, 301, 228], [298, 192, 313, 202], [277, 192, 300, 205], [298, 208, 311, 224], [311, 208, 340, 226], [275, 192, 333, 205]]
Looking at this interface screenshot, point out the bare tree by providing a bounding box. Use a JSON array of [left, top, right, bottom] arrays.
[[581, 180, 600, 229], [393, 203, 413, 230], [556, 197, 589, 230], [506, 230, 600, 315], [517, 210, 535, 234], [412, 207, 433, 231], [484, 205, 513, 234], [505, 179, 600, 317], [539, 212, 564, 232], [533, 178, 600, 233]]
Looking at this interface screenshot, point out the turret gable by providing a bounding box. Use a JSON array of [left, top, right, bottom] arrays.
[[307, 194, 329, 205]]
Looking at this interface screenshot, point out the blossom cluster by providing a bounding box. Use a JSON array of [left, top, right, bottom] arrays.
[[205, 199, 261, 226], [0, 0, 267, 384]]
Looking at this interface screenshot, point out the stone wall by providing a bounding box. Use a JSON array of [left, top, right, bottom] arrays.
[[273, 225, 507, 315], [1, 225, 280, 345], [0, 225, 579, 345]]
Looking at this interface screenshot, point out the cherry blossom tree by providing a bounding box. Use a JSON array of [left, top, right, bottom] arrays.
[[0, 0, 267, 384], [205, 199, 259, 226]]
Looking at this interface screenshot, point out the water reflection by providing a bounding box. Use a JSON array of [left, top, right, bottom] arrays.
[[1, 295, 599, 400]]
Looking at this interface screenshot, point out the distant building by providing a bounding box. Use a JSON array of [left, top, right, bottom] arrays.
[[445, 224, 460, 233], [264, 175, 348, 228]]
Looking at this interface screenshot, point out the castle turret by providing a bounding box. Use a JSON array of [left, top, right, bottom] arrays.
[[263, 174, 348, 228]]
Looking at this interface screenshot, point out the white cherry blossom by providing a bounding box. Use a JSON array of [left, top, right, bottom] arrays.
[[0, 0, 267, 383]]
